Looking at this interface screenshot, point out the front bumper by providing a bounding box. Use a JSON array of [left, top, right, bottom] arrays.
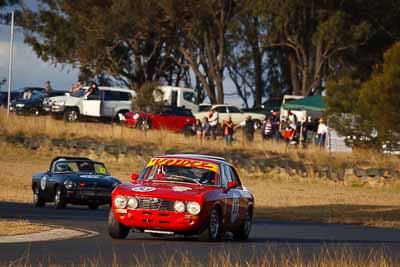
[[113, 208, 202, 233], [51, 105, 65, 113]]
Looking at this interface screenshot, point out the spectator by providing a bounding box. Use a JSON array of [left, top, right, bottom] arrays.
[[261, 117, 273, 140], [44, 80, 52, 95], [201, 117, 211, 139], [86, 82, 99, 97], [221, 116, 234, 146], [69, 80, 83, 93], [208, 108, 219, 140], [271, 112, 281, 141], [283, 120, 295, 143], [191, 119, 203, 138], [235, 115, 257, 142], [23, 89, 32, 100], [317, 118, 328, 148], [303, 116, 315, 143], [288, 110, 297, 125]]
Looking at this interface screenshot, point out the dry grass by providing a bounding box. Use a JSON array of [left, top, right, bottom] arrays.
[[3, 247, 397, 267], [0, 219, 52, 236], [0, 142, 399, 229], [1, 109, 399, 170]]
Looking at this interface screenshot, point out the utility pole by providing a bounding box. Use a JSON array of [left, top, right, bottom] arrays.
[[7, 10, 15, 117]]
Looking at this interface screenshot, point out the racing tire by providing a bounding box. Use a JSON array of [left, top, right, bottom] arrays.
[[33, 186, 45, 207], [232, 208, 253, 241], [54, 186, 67, 209], [63, 108, 79, 122], [88, 204, 99, 210], [198, 207, 221, 242], [108, 210, 131, 239], [30, 107, 40, 116]]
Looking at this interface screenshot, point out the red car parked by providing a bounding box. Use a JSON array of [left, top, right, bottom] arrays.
[[108, 154, 254, 241], [125, 106, 196, 133]]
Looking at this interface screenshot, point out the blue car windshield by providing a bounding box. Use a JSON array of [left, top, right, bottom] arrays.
[[53, 160, 108, 175]]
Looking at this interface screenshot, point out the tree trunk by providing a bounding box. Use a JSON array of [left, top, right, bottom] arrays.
[[289, 55, 300, 95]]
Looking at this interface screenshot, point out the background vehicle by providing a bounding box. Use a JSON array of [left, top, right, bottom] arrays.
[[194, 104, 265, 127], [13, 90, 67, 116], [32, 157, 121, 209], [108, 154, 254, 241], [3, 87, 45, 110], [158, 86, 198, 112], [48, 87, 134, 122], [279, 95, 305, 123], [125, 106, 196, 132]]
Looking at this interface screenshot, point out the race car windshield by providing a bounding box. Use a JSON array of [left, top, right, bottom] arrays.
[[144, 164, 217, 185], [54, 161, 108, 175]]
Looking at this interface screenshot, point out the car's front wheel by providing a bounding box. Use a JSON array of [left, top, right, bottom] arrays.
[[33, 186, 45, 207], [108, 210, 131, 239], [198, 207, 221, 241], [54, 186, 67, 209], [233, 208, 253, 241], [63, 108, 79, 122], [30, 107, 40, 116]]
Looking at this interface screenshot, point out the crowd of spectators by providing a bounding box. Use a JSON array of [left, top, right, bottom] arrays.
[[189, 108, 328, 148]]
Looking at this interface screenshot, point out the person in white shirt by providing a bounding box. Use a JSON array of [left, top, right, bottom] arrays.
[[317, 118, 328, 148], [208, 108, 219, 140]]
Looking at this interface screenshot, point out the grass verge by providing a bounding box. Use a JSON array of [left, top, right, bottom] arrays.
[[0, 219, 52, 237]]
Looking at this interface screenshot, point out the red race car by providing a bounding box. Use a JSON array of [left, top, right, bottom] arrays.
[[108, 154, 254, 241], [125, 106, 196, 133]]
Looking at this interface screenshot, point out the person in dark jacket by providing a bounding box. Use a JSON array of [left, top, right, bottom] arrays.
[[235, 115, 257, 142]]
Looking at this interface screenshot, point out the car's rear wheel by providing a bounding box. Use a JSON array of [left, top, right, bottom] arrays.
[[88, 203, 99, 210], [63, 108, 79, 122], [54, 186, 67, 209], [198, 207, 221, 241], [33, 186, 45, 207], [108, 210, 131, 239], [233, 208, 253, 241]]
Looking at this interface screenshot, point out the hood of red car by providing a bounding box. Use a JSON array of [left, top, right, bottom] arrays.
[[115, 181, 216, 200]]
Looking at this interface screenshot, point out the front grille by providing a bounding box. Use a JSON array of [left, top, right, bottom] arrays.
[[137, 197, 175, 212]]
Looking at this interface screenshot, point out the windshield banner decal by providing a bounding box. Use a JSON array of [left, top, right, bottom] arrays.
[[146, 158, 219, 174]]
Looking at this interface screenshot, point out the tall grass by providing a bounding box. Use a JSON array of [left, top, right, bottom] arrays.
[[3, 246, 397, 267], [1, 109, 398, 170]]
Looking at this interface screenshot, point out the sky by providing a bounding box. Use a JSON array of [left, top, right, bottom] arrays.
[[0, 24, 79, 91]]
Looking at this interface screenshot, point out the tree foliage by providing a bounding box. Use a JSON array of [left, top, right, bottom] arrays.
[[326, 41, 400, 145]]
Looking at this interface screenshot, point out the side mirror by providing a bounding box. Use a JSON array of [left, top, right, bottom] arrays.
[[226, 181, 238, 190], [131, 173, 139, 183]]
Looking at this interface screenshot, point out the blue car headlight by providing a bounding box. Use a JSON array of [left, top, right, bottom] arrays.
[[64, 179, 77, 190]]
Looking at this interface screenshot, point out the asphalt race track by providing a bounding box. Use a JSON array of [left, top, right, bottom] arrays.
[[1, 202, 400, 266]]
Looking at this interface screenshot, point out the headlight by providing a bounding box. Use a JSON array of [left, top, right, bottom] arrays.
[[186, 202, 201, 215], [16, 103, 24, 107], [127, 197, 139, 209], [114, 195, 127, 209], [64, 180, 76, 190], [133, 113, 140, 120], [174, 201, 186, 213]]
